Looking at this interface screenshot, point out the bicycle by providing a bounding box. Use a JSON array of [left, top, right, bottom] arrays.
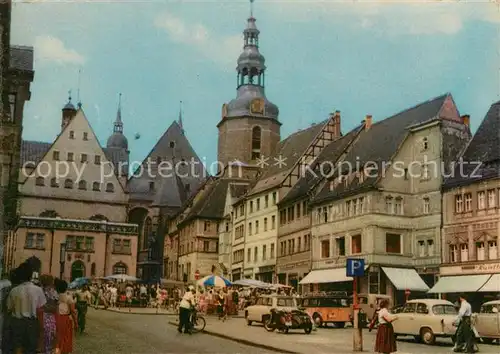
[[190, 308, 206, 333]]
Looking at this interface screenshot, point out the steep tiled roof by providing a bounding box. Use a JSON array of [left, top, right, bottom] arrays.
[[312, 94, 448, 204], [444, 101, 500, 189], [10, 45, 34, 72], [127, 121, 205, 206], [181, 178, 246, 222], [279, 125, 362, 206], [250, 121, 327, 195], [21, 140, 51, 166]]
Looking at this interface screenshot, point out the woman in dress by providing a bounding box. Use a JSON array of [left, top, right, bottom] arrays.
[[38, 274, 59, 354], [55, 279, 78, 354], [217, 291, 225, 321], [374, 299, 398, 354]]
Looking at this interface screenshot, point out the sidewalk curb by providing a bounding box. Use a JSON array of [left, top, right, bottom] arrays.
[[167, 321, 298, 354]]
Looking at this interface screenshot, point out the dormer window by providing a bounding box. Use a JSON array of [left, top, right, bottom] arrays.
[[92, 182, 100, 191], [83, 132, 88, 141], [169, 141, 175, 148], [35, 177, 45, 186], [94, 155, 101, 165], [67, 152, 74, 162], [106, 183, 114, 193], [149, 181, 155, 191], [69, 131, 75, 139], [156, 156, 161, 165], [53, 151, 60, 161], [422, 137, 428, 150]]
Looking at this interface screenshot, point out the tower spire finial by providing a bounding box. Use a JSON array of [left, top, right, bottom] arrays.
[[178, 100, 185, 135], [68, 89, 72, 103], [77, 68, 82, 108], [250, 0, 254, 17], [113, 93, 123, 133]]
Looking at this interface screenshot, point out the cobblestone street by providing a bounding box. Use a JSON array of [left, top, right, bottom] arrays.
[[77, 309, 499, 353], [75, 309, 274, 353]]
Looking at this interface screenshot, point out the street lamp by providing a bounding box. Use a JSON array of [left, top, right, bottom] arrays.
[[59, 243, 66, 280]]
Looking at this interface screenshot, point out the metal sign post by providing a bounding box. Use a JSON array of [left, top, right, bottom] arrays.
[[194, 270, 200, 298], [347, 258, 365, 352]]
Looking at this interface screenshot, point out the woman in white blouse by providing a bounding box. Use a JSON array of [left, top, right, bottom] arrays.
[[374, 299, 398, 354]]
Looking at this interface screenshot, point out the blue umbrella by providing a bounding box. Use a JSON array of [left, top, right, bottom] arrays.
[[198, 275, 232, 287], [68, 277, 90, 289]]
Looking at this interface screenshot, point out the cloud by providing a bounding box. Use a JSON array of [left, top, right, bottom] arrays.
[[267, 0, 499, 35], [154, 12, 241, 68], [34, 35, 85, 65]]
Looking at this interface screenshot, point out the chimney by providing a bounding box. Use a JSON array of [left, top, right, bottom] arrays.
[[329, 110, 341, 138], [461, 114, 470, 127], [365, 115, 372, 130]]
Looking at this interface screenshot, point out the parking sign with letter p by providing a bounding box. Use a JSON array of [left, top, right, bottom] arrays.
[[346, 258, 365, 277]]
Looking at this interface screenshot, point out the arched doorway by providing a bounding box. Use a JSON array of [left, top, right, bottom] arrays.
[[71, 260, 86, 281], [112, 262, 128, 275]]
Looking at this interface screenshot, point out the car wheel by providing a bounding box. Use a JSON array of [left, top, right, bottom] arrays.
[[245, 312, 252, 326], [420, 327, 435, 345], [304, 325, 312, 334], [334, 322, 346, 328], [482, 338, 495, 345], [264, 318, 275, 332], [313, 313, 323, 327]]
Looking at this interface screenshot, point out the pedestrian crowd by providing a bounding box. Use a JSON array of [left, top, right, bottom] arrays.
[[88, 282, 182, 311], [0, 261, 91, 354]]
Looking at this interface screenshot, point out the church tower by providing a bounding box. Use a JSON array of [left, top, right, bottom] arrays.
[[217, 0, 281, 168]]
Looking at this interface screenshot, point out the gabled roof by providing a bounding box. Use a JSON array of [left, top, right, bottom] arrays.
[[179, 178, 246, 224], [444, 101, 500, 189], [127, 121, 205, 206], [312, 94, 449, 204], [249, 120, 327, 195], [279, 125, 362, 206], [10, 45, 34, 72], [20, 108, 128, 196]]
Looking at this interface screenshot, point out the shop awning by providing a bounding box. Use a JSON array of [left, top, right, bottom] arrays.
[[478, 274, 500, 292], [428, 274, 491, 293], [381, 267, 429, 292], [299, 268, 352, 285]]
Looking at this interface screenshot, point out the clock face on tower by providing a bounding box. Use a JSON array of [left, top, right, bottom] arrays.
[[250, 98, 265, 115]]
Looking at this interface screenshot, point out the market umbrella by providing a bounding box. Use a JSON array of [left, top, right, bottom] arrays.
[[104, 274, 140, 282], [232, 279, 271, 289], [68, 277, 90, 289], [198, 275, 231, 287]]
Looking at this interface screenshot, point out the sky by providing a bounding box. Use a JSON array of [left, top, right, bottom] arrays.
[[11, 0, 500, 169]]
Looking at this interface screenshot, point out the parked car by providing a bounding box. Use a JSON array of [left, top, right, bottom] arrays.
[[392, 299, 457, 345], [475, 300, 500, 344], [245, 295, 298, 325]]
